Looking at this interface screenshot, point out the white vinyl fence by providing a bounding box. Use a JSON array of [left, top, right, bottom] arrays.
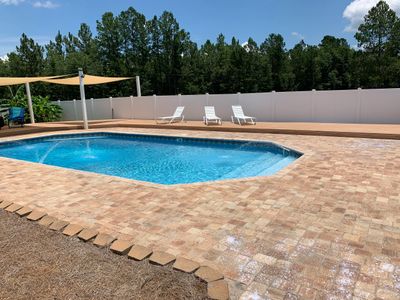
[[54, 88, 400, 124]]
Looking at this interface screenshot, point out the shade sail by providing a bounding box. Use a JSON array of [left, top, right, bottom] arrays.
[[42, 75, 132, 86], [0, 76, 55, 86]]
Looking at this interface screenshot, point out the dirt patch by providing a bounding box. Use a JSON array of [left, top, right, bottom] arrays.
[[0, 210, 208, 300]]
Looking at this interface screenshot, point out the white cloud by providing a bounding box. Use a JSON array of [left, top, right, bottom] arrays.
[[32, 0, 59, 8], [0, 0, 59, 8], [0, 0, 24, 5], [291, 32, 305, 40], [343, 0, 400, 32], [0, 54, 9, 61]]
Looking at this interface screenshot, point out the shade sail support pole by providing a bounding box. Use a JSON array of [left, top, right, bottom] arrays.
[[25, 83, 35, 124], [136, 76, 141, 97], [78, 68, 89, 130]]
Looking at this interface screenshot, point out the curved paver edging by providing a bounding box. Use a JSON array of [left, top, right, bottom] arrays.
[[0, 199, 230, 300]]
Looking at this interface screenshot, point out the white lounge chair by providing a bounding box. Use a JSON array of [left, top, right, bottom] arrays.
[[231, 105, 256, 125], [203, 106, 222, 125], [157, 106, 185, 124]]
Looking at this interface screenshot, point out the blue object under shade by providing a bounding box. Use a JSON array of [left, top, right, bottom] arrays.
[[0, 133, 302, 185]]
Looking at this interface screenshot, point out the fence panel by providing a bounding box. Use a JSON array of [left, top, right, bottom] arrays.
[[273, 91, 313, 122], [179, 95, 207, 120], [87, 98, 112, 120], [360, 89, 400, 124], [112, 97, 132, 119], [313, 90, 359, 123], [208, 93, 239, 121], [54, 88, 400, 124], [239, 93, 274, 122], [155, 96, 180, 119], [131, 96, 154, 119]]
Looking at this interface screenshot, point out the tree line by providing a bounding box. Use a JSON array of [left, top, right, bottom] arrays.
[[0, 0, 400, 100]]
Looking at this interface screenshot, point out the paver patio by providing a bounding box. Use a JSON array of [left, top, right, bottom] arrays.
[[0, 127, 399, 299]]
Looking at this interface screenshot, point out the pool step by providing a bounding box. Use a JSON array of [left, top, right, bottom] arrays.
[[220, 153, 284, 179], [258, 155, 297, 176]]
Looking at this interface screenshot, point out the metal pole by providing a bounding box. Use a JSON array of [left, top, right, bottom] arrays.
[[25, 82, 35, 124], [136, 76, 142, 97], [78, 68, 89, 130]]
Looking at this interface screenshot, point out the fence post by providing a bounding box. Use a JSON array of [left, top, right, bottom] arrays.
[[109, 97, 113, 119], [153, 94, 157, 120], [272, 90, 276, 122], [311, 89, 316, 122], [205, 93, 209, 106], [73, 99, 78, 120], [130, 95, 134, 119], [237, 92, 241, 105], [178, 93, 182, 106], [357, 87, 362, 123], [90, 98, 94, 120], [57, 100, 61, 120]]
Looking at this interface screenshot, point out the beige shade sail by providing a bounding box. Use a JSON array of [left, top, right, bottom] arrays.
[[0, 76, 56, 86], [42, 75, 132, 86]]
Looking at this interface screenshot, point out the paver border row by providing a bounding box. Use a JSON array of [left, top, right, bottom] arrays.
[[0, 199, 229, 300]]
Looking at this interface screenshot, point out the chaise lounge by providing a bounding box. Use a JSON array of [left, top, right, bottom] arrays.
[[231, 105, 256, 125], [156, 106, 185, 124], [203, 106, 222, 125]]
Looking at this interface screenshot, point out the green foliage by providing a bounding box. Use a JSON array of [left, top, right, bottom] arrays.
[[7, 88, 62, 122], [355, 1, 398, 53], [7, 34, 44, 76], [355, 0, 400, 87], [0, 1, 400, 100]]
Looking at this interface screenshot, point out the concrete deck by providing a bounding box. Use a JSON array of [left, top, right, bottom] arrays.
[[2, 119, 400, 140], [1, 127, 399, 299]]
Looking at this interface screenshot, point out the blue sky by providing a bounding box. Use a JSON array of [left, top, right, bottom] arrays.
[[1, 0, 400, 57]]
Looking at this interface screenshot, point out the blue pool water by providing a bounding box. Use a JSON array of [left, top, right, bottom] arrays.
[[0, 133, 301, 185]]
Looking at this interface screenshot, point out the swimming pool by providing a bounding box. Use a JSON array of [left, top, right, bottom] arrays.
[[0, 133, 302, 185]]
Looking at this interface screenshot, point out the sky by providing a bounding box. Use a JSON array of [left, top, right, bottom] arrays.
[[1, 0, 400, 58]]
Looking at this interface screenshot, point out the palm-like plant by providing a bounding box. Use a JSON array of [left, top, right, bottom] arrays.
[[6, 88, 62, 123]]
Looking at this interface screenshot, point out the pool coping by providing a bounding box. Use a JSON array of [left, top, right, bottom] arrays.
[[0, 199, 229, 300], [0, 129, 308, 189]]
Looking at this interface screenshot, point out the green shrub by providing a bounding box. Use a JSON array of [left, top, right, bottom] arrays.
[[6, 89, 62, 123]]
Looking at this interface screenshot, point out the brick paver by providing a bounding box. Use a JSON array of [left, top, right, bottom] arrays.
[[16, 206, 33, 217], [4, 203, 22, 213], [110, 239, 134, 254], [49, 220, 69, 231], [38, 215, 56, 227], [26, 210, 46, 221], [173, 257, 200, 273], [1, 127, 400, 299], [77, 229, 98, 242], [0, 201, 12, 209], [128, 245, 153, 261], [150, 251, 176, 266], [93, 233, 116, 248], [62, 224, 83, 236], [195, 266, 224, 283], [208, 280, 229, 300]]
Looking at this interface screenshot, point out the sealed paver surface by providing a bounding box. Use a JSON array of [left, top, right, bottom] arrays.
[[1, 127, 400, 299]]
